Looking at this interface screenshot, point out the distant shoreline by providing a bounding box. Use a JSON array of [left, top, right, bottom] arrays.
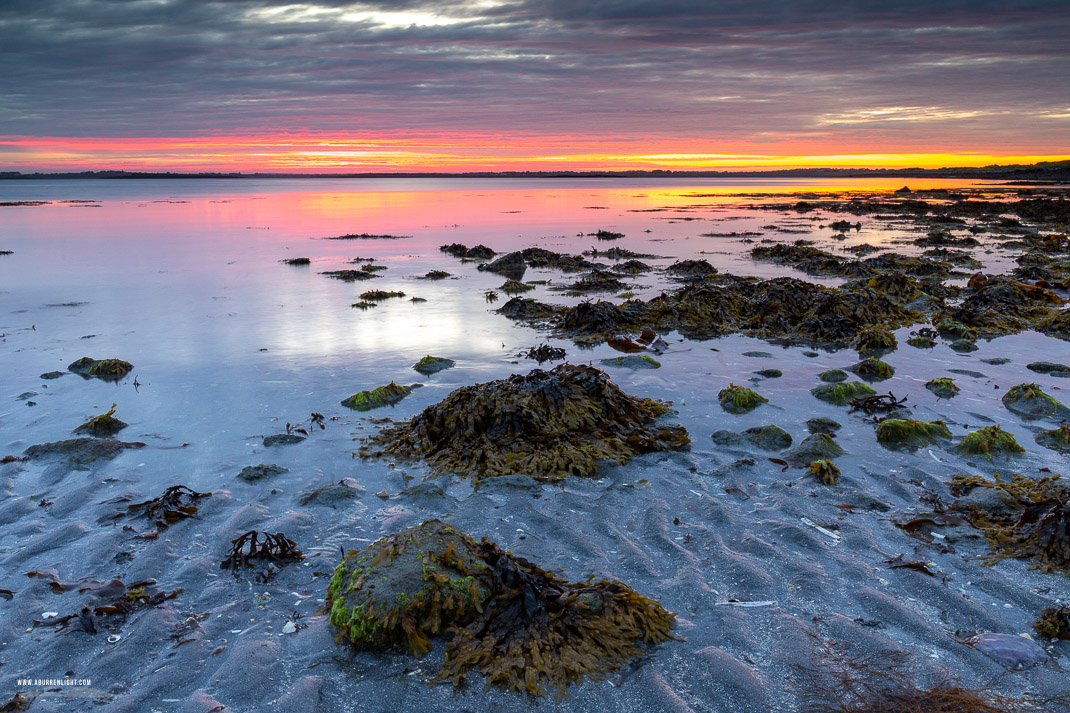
[[2, 162, 1069, 182]]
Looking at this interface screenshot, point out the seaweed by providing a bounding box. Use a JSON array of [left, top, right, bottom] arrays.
[[73, 403, 128, 436], [496, 297, 561, 321], [413, 356, 455, 375], [819, 369, 849, 383], [324, 233, 410, 240], [811, 381, 877, 406], [1001, 383, 1070, 420], [554, 269, 628, 294], [665, 259, 718, 279], [925, 378, 959, 399], [124, 484, 211, 528], [68, 356, 134, 381], [875, 419, 951, 451], [1033, 606, 1070, 640], [954, 425, 1025, 459], [849, 356, 895, 382], [522, 344, 566, 363], [441, 243, 496, 260], [359, 290, 406, 301], [500, 279, 534, 295], [950, 473, 1070, 573], [326, 520, 676, 698], [281, 257, 311, 265], [848, 392, 908, 415], [591, 229, 624, 240], [807, 459, 840, 485], [221, 530, 303, 570], [365, 364, 688, 479], [342, 382, 413, 411], [718, 384, 768, 414], [418, 270, 452, 280], [852, 327, 897, 355], [351, 301, 377, 309], [31, 579, 181, 632], [322, 269, 380, 281]]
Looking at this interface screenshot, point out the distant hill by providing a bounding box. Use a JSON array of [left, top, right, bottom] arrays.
[[2, 161, 1069, 181]]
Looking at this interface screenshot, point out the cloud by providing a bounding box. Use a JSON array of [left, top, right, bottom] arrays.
[[0, 0, 1067, 168]]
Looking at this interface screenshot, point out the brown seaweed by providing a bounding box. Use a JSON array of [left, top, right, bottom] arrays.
[[221, 530, 303, 570], [123, 485, 210, 528]]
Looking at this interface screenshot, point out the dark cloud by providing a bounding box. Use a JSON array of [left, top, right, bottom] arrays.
[[0, 0, 1067, 154]]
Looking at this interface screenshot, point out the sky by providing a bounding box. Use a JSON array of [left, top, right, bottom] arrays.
[[1, 0, 1069, 173]]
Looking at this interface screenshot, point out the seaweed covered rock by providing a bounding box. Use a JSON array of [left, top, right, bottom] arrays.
[[73, 403, 127, 437], [718, 384, 768, 414], [954, 425, 1025, 460], [950, 473, 1070, 573], [478, 251, 526, 280], [441, 243, 496, 260], [811, 381, 876, 406], [496, 297, 560, 321], [875, 419, 951, 451], [1036, 424, 1070, 453], [68, 357, 133, 381], [281, 257, 310, 265], [327, 520, 677, 696], [413, 356, 455, 376], [365, 364, 688, 478], [500, 279, 534, 295], [786, 433, 845, 466], [342, 382, 413, 411], [1001, 383, 1070, 421], [849, 357, 895, 383], [24, 437, 126, 465], [852, 326, 897, 355], [600, 354, 661, 369], [237, 464, 289, 482], [925, 377, 959, 399], [819, 369, 848, 383], [938, 277, 1064, 338]]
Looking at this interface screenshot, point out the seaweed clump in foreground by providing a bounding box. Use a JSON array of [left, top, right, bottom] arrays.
[[326, 519, 677, 697], [364, 364, 688, 479], [950, 473, 1070, 573]]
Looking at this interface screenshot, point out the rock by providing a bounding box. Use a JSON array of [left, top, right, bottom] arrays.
[[238, 464, 289, 482], [967, 633, 1048, 669], [981, 357, 1011, 365], [1035, 424, 1070, 453], [282, 621, 298, 634], [742, 425, 792, 451], [754, 369, 782, 378], [1026, 361, 1070, 377], [819, 369, 848, 383], [298, 478, 364, 506], [806, 417, 841, 434], [413, 356, 455, 376], [954, 425, 1025, 459], [718, 384, 768, 414], [68, 357, 134, 381], [24, 437, 125, 465], [600, 354, 661, 369], [786, 433, 845, 466], [874, 419, 952, 451], [341, 382, 413, 411], [40, 371, 66, 380], [949, 339, 978, 353], [478, 250, 526, 280], [925, 378, 959, 399], [263, 434, 305, 447], [849, 357, 894, 382], [1001, 383, 1070, 420], [325, 519, 676, 697], [810, 381, 876, 406]]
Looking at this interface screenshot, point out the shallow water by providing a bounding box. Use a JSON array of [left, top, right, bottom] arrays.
[[1, 178, 1068, 712]]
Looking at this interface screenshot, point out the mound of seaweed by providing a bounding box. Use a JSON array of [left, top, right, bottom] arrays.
[[327, 519, 677, 697], [936, 276, 1064, 338], [365, 364, 689, 478], [68, 357, 134, 381], [750, 243, 871, 278], [950, 473, 1070, 573]]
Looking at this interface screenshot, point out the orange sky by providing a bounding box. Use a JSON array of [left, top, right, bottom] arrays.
[[2, 134, 1068, 173]]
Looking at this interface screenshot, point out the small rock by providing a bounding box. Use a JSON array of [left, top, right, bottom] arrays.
[[376, 490, 389, 499], [282, 621, 297, 634], [968, 633, 1048, 669], [263, 434, 305, 447]]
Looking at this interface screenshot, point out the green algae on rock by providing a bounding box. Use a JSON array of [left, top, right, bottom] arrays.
[[1001, 383, 1070, 421], [754, 368, 782, 378], [954, 425, 1025, 459], [875, 419, 952, 451], [786, 433, 846, 466], [810, 380, 877, 406], [718, 384, 767, 414], [413, 356, 455, 376], [326, 519, 676, 697], [365, 364, 688, 479], [819, 369, 848, 383], [68, 356, 134, 381], [600, 354, 660, 369], [807, 459, 840, 485], [925, 377, 960, 399], [73, 403, 128, 437], [950, 473, 1070, 573], [342, 382, 413, 411], [1036, 424, 1070, 453], [806, 417, 841, 434], [849, 356, 895, 382]]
